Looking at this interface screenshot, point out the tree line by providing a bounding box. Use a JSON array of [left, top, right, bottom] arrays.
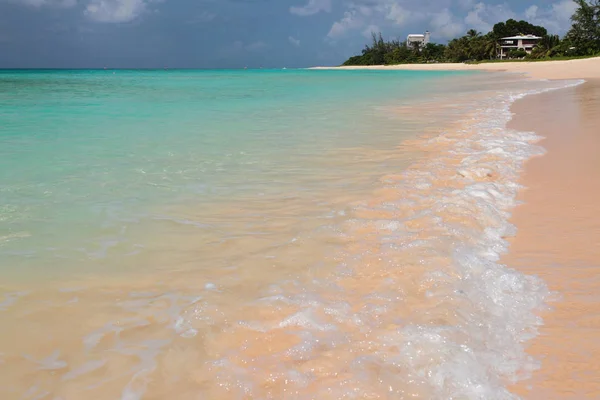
[[342, 0, 600, 65]]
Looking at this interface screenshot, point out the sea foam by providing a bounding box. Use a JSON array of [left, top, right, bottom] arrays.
[[190, 79, 584, 399]]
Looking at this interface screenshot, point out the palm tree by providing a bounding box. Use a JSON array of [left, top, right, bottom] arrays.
[[467, 29, 480, 38], [483, 36, 498, 59]]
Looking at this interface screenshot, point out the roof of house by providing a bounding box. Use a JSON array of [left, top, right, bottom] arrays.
[[407, 34, 426, 38], [500, 35, 542, 40]]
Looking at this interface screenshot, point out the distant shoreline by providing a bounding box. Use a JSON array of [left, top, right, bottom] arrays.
[[310, 56, 600, 80]]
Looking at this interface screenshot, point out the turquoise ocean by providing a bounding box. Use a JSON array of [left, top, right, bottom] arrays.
[[0, 69, 573, 399], [1, 69, 468, 277]]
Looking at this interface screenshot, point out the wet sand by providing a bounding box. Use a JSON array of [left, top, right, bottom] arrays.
[[505, 80, 600, 398], [313, 56, 600, 80], [332, 58, 600, 396]]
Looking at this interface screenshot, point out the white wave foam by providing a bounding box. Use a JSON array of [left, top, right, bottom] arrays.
[[196, 78, 583, 399]]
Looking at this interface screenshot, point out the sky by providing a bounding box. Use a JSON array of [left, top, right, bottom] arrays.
[[0, 0, 578, 68]]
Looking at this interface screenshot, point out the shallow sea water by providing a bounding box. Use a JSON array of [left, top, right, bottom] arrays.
[[0, 69, 582, 399]]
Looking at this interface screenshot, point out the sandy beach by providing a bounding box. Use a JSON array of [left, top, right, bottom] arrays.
[[408, 58, 600, 397], [313, 56, 600, 80], [437, 58, 600, 398], [321, 57, 600, 397], [505, 79, 600, 398]]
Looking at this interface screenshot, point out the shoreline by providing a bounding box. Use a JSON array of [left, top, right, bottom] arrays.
[[321, 57, 600, 396], [324, 56, 600, 396], [311, 56, 600, 80]]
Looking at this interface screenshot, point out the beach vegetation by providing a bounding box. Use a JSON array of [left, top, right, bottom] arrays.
[[527, 34, 562, 58], [342, 32, 422, 65], [421, 43, 447, 62], [566, 0, 600, 55], [491, 19, 547, 39], [509, 49, 528, 59], [342, 0, 600, 66]]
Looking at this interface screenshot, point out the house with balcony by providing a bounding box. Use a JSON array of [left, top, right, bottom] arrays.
[[497, 34, 542, 59]]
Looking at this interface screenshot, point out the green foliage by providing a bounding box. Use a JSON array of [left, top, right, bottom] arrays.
[[445, 37, 470, 62], [467, 29, 480, 38], [542, 34, 562, 50], [444, 32, 497, 62], [341, 31, 447, 66], [421, 43, 446, 62], [342, 55, 372, 66], [470, 33, 499, 60], [566, 0, 600, 55], [528, 34, 562, 58], [509, 49, 528, 58], [341, 6, 600, 66], [492, 19, 547, 38]]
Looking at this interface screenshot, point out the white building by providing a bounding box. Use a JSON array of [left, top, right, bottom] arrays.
[[497, 34, 542, 59], [406, 31, 431, 49]]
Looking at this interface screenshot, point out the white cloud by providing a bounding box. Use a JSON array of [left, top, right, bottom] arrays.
[[84, 0, 149, 23], [4, 0, 167, 22], [322, 0, 444, 42], [290, 0, 331, 16], [551, 0, 578, 18], [523, 0, 577, 34], [457, 0, 475, 10], [327, 9, 364, 39], [288, 36, 301, 46], [322, 0, 576, 45], [459, 0, 574, 37], [464, 3, 488, 32], [358, 5, 373, 17], [362, 24, 381, 38], [4, 0, 76, 7], [464, 2, 514, 33], [430, 8, 465, 39], [549, 0, 578, 32], [4, 0, 580, 35], [3, 0, 162, 22], [524, 5, 538, 20], [383, 3, 412, 26]]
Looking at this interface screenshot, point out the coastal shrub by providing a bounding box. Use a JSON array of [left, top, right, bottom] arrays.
[[342, 32, 436, 65], [421, 43, 447, 62], [509, 49, 528, 58], [546, 40, 578, 57], [528, 46, 548, 59]]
